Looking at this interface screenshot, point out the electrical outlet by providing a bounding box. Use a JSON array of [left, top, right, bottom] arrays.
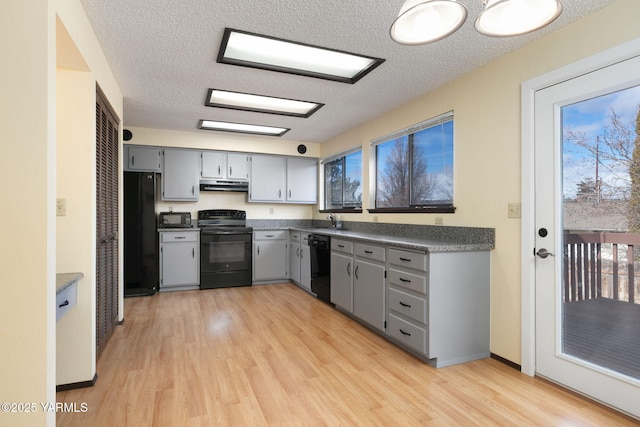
[[435, 216, 444, 225], [56, 198, 67, 216], [508, 202, 521, 219]]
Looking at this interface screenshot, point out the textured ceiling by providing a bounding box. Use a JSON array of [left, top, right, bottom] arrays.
[[79, 0, 617, 143]]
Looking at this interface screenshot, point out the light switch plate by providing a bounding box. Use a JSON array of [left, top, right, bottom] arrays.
[[508, 202, 521, 219], [56, 198, 67, 216]]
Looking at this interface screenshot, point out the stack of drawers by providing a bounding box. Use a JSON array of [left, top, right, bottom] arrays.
[[386, 248, 429, 355]]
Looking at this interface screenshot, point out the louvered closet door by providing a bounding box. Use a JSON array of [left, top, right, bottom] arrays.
[[96, 88, 119, 359]]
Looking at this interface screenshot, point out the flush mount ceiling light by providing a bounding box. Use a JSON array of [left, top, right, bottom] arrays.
[[218, 28, 385, 84], [205, 89, 323, 118], [390, 0, 562, 45], [390, 0, 468, 45], [199, 120, 289, 137], [475, 0, 563, 37]]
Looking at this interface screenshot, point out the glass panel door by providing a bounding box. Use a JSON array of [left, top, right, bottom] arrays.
[[534, 54, 640, 419]]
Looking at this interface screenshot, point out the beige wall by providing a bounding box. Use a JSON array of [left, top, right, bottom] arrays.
[[56, 68, 96, 386], [0, 2, 57, 426], [53, 0, 124, 391], [0, 1, 122, 424], [127, 126, 321, 220], [318, 0, 640, 363]]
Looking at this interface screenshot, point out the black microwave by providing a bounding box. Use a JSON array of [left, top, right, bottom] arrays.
[[158, 212, 192, 228]]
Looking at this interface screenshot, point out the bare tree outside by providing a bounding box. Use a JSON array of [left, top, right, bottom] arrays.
[[376, 119, 452, 209], [377, 139, 410, 207], [565, 107, 639, 200], [325, 152, 362, 209]]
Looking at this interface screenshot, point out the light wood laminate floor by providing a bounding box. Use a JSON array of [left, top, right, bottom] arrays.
[[57, 283, 637, 426]]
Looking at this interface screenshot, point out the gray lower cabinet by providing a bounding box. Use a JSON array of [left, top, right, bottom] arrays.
[[386, 248, 490, 367], [289, 231, 311, 291], [161, 148, 199, 201], [353, 242, 386, 332], [159, 230, 200, 291], [253, 230, 288, 282], [330, 238, 354, 311]]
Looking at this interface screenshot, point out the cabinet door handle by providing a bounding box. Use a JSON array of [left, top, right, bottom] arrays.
[[192, 185, 195, 195], [300, 248, 303, 259], [192, 248, 195, 258], [257, 246, 260, 256], [399, 329, 411, 336], [347, 262, 351, 276], [354, 265, 359, 280], [229, 166, 233, 176], [364, 250, 373, 254], [218, 165, 221, 175], [399, 301, 411, 308], [59, 300, 70, 308], [289, 189, 292, 198], [399, 277, 411, 283], [131, 155, 135, 166], [296, 247, 299, 257], [399, 257, 412, 262], [278, 189, 282, 198]]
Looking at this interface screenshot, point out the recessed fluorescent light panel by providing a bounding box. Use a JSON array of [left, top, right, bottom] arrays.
[[217, 28, 385, 84], [206, 89, 323, 118], [198, 120, 289, 137]]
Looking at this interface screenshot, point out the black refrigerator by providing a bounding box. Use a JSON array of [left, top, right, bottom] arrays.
[[124, 172, 158, 297]]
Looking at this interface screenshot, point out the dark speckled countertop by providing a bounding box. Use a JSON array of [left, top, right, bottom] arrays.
[[56, 272, 84, 295], [248, 219, 494, 253]]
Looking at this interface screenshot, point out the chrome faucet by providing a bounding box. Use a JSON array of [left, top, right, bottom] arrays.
[[327, 213, 336, 228]]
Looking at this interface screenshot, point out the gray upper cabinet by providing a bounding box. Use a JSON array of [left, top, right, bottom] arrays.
[[200, 151, 226, 179], [249, 155, 317, 204], [124, 145, 161, 172], [227, 152, 249, 181], [286, 157, 318, 203], [249, 155, 287, 202], [161, 148, 199, 201], [201, 151, 249, 181]]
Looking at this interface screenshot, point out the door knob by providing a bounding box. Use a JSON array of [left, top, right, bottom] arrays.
[[536, 248, 554, 258]]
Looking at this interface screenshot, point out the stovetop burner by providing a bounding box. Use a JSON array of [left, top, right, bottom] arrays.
[[197, 209, 250, 232]]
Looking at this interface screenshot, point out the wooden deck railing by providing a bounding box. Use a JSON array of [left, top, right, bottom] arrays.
[[563, 231, 640, 304]]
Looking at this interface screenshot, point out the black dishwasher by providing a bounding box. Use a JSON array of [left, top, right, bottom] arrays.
[[309, 234, 332, 305]]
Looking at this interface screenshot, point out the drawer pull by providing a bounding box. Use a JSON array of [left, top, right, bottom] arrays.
[[399, 277, 411, 283], [399, 301, 412, 308], [175, 236, 186, 239], [364, 250, 373, 254], [399, 329, 411, 336], [59, 300, 69, 308], [338, 244, 345, 248], [265, 234, 275, 238], [399, 257, 412, 262]]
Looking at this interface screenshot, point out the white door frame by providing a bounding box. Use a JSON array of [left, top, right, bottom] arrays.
[[520, 37, 640, 376]]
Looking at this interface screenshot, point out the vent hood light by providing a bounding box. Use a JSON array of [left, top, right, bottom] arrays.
[[198, 120, 289, 137], [218, 28, 385, 84], [206, 89, 323, 117]]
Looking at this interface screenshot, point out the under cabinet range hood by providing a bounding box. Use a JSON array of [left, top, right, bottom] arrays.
[[199, 179, 249, 192]]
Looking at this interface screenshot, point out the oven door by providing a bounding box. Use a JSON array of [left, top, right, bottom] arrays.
[[200, 231, 252, 288]]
